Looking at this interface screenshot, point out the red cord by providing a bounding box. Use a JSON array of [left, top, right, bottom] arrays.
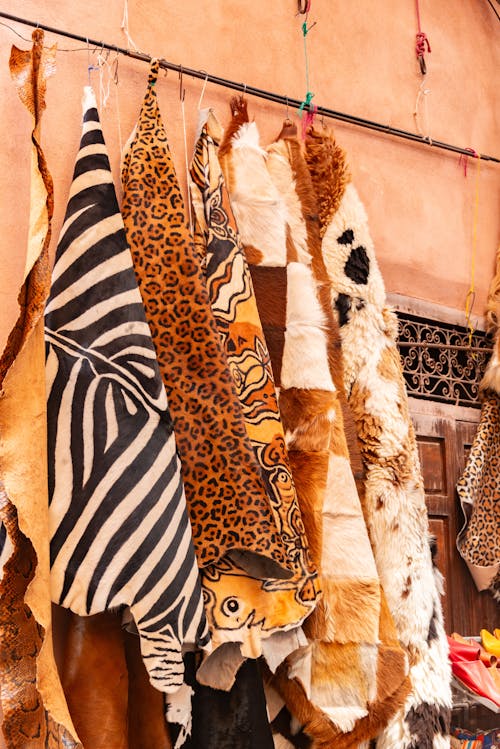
[[415, 0, 431, 63]]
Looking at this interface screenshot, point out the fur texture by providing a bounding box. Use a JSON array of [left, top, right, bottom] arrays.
[[121, 64, 290, 580], [221, 106, 408, 748], [188, 108, 319, 681], [457, 244, 500, 602], [305, 126, 452, 749]]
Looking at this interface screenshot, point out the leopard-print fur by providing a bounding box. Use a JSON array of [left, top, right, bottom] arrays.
[[121, 61, 289, 575], [457, 393, 500, 570]]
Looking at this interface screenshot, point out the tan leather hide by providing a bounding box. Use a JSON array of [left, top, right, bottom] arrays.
[[0, 31, 79, 748]]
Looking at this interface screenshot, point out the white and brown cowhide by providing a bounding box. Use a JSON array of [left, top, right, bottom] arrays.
[[305, 126, 452, 749], [219, 100, 409, 748]]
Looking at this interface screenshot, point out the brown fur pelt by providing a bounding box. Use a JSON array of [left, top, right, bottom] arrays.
[[61, 614, 173, 749], [301, 126, 350, 239], [125, 631, 173, 749], [305, 126, 452, 749], [62, 613, 129, 749], [220, 102, 408, 748]]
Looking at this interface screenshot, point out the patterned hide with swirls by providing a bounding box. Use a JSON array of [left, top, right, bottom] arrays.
[[188, 108, 318, 678]]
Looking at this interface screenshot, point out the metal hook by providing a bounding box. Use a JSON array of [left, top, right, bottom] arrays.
[[87, 38, 93, 85], [179, 65, 185, 102], [157, 59, 168, 78], [296, 0, 311, 15], [112, 49, 119, 85]]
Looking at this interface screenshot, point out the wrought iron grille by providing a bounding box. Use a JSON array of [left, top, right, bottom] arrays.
[[396, 312, 493, 408]]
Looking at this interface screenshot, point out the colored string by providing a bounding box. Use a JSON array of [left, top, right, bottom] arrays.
[[465, 153, 481, 347], [298, 9, 316, 133], [121, 0, 139, 52], [113, 55, 123, 155], [458, 148, 477, 178], [415, 0, 431, 74], [414, 79, 432, 143]]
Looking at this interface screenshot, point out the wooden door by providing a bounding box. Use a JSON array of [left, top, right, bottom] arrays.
[[412, 404, 499, 731], [411, 405, 499, 635]]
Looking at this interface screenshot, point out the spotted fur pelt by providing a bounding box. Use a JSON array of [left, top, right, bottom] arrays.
[[188, 109, 318, 681], [304, 126, 451, 749], [219, 101, 409, 748], [457, 246, 500, 603]]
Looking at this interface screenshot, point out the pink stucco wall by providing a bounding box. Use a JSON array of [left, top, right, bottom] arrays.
[[0, 1, 498, 742], [0, 0, 499, 353]]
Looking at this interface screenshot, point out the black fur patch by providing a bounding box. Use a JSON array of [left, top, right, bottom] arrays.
[[406, 702, 450, 748], [344, 245, 370, 285], [337, 228, 354, 245], [335, 293, 351, 327], [427, 607, 439, 643], [271, 707, 312, 749], [429, 535, 438, 563]]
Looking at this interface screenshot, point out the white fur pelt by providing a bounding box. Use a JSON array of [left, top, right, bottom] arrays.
[[305, 128, 451, 749], [220, 104, 409, 748]]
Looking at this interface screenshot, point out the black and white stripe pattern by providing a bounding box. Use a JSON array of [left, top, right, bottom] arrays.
[[45, 87, 209, 692], [0, 521, 10, 582]]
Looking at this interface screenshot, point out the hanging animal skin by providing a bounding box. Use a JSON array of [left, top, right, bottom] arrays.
[[45, 86, 209, 696], [0, 30, 80, 749], [457, 245, 500, 603], [267, 126, 409, 749], [304, 126, 452, 749], [218, 101, 409, 748], [176, 655, 275, 749], [120, 61, 290, 587], [188, 109, 318, 673]]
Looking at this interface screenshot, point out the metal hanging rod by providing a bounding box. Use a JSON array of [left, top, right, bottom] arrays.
[[2, 10, 499, 164]]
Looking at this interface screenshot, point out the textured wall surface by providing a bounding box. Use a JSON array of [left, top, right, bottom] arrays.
[[0, 2, 498, 745], [0, 1, 499, 351]]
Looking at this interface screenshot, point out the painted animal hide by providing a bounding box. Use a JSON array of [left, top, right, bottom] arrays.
[[45, 86, 209, 695], [188, 108, 318, 674], [0, 31, 80, 748], [267, 128, 410, 747], [120, 62, 289, 590], [219, 101, 408, 747], [457, 248, 500, 602], [305, 126, 452, 749]]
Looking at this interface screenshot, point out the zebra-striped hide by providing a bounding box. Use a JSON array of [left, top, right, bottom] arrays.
[[45, 86, 210, 695]]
